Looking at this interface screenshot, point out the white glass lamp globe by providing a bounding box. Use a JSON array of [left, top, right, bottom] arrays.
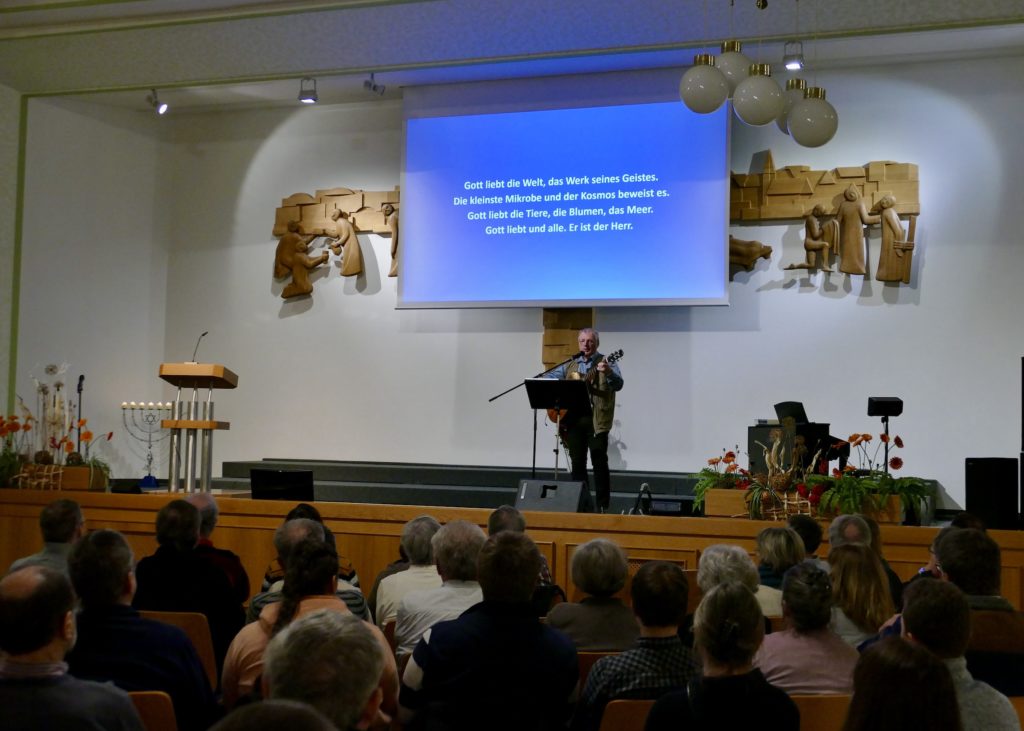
[[775, 77, 808, 135], [680, 54, 729, 114], [733, 64, 784, 127], [715, 40, 751, 97], [788, 87, 839, 147]]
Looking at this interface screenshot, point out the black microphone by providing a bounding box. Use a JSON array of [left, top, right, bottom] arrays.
[[572, 350, 585, 359], [190, 331, 209, 363], [77, 374, 84, 394]]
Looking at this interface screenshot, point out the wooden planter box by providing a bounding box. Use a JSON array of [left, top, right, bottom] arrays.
[[704, 488, 750, 518], [61, 466, 107, 491]]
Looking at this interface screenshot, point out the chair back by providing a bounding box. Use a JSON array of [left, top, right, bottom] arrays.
[[578, 651, 616, 691], [597, 699, 655, 731], [129, 690, 178, 731], [139, 610, 217, 689], [1009, 696, 1024, 727], [790, 694, 851, 731], [768, 615, 787, 634]]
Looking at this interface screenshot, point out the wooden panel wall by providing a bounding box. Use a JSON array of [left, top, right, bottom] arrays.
[[2, 490, 1023, 611]]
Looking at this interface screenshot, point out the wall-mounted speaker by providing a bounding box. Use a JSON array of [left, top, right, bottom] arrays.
[[965, 457, 1019, 530]]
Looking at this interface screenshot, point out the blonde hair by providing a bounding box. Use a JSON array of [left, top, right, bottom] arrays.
[[756, 527, 805, 574], [829, 543, 894, 633]]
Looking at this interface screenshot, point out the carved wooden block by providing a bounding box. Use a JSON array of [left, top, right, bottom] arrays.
[[272, 186, 400, 237]]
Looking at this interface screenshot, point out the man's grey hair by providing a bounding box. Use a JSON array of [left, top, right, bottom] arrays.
[[571, 538, 628, 598], [828, 514, 870, 549], [274, 518, 326, 569], [264, 610, 384, 731], [187, 493, 219, 538], [697, 544, 758, 593], [431, 520, 486, 581], [401, 515, 442, 566]]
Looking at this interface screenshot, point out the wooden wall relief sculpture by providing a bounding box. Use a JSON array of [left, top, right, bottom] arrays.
[[274, 221, 330, 298], [874, 194, 915, 284], [783, 205, 838, 272], [383, 203, 399, 278], [327, 209, 363, 277], [728, 235, 772, 279]]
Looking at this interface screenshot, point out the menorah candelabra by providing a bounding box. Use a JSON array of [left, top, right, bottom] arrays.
[[121, 401, 171, 488]]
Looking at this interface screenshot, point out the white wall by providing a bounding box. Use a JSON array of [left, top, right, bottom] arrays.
[[15, 53, 1024, 507]]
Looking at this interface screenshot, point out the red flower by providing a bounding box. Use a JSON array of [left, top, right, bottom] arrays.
[[736, 480, 750, 491], [811, 484, 826, 497], [889, 456, 904, 470], [723, 451, 736, 464], [832, 468, 841, 478], [879, 434, 890, 444], [894, 436, 904, 448], [808, 492, 822, 507], [796, 483, 808, 498]]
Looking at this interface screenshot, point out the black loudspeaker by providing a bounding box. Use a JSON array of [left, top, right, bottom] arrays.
[[867, 397, 903, 417], [515, 479, 593, 513], [965, 457, 1019, 530]]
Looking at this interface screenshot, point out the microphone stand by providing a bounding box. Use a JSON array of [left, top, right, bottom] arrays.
[[76, 375, 84, 453], [488, 353, 580, 479]]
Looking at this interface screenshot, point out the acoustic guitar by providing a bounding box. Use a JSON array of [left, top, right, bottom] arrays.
[[546, 349, 624, 429]]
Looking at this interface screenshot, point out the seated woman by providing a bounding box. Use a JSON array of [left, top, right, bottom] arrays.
[[644, 582, 799, 731], [829, 543, 894, 647], [754, 562, 859, 693], [756, 526, 805, 590], [697, 543, 783, 619], [547, 538, 638, 651]]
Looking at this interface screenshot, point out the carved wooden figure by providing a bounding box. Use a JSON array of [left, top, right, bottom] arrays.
[[273, 221, 329, 298], [784, 205, 839, 272], [383, 203, 399, 277], [875, 195, 914, 284], [328, 209, 364, 277], [729, 235, 772, 279], [834, 185, 880, 275]]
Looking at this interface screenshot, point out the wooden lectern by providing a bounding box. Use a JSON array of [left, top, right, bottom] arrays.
[[159, 363, 238, 493]]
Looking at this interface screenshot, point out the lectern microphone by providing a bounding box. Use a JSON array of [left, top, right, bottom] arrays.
[[189, 331, 209, 364]]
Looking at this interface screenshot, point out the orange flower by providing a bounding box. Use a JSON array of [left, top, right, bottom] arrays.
[[843, 464, 857, 473], [0, 426, 8, 438], [725, 463, 739, 474], [7, 415, 18, 423], [879, 434, 890, 444], [81, 430, 94, 442], [77, 418, 88, 428], [708, 457, 722, 466], [722, 452, 736, 465], [889, 457, 904, 470], [63, 441, 74, 453], [894, 436, 904, 448], [847, 433, 860, 442], [22, 423, 31, 432], [832, 468, 841, 478], [860, 434, 873, 442]]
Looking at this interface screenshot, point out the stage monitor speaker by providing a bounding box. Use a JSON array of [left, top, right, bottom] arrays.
[[516, 479, 593, 514], [965, 457, 1019, 530]]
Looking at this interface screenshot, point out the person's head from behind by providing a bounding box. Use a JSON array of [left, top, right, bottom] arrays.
[[901, 578, 970, 660], [828, 543, 893, 632], [631, 560, 688, 630], [0, 565, 76, 659], [477, 531, 540, 603], [828, 514, 870, 550], [285, 503, 336, 550], [756, 526, 805, 574], [843, 637, 961, 731], [935, 527, 1001, 596], [781, 562, 832, 632], [855, 513, 885, 557], [272, 538, 340, 636], [693, 581, 764, 673], [431, 520, 486, 582], [156, 499, 201, 552], [571, 538, 628, 599], [39, 498, 84, 544], [487, 505, 526, 536], [697, 544, 758, 594], [400, 515, 442, 566], [274, 518, 326, 571], [211, 700, 335, 731], [264, 610, 385, 731], [187, 492, 219, 539], [950, 512, 986, 531], [68, 529, 134, 610], [787, 514, 823, 557]]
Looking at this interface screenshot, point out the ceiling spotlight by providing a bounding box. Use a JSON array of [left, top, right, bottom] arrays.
[[783, 40, 805, 71], [146, 89, 168, 115], [363, 73, 386, 96], [298, 77, 318, 104]]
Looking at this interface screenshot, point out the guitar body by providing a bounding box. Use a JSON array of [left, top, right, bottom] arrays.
[[545, 350, 623, 433]]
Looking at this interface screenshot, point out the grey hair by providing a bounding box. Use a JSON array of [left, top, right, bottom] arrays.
[[274, 518, 326, 569], [571, 538, 628, 597], [431, 520, 486, 581], [578, 327, 600, 345], [187, 493, 218, 538], [401, 515, 442, 565], [697, 544, 758, 593], [264, 610, 384, 731], [828, 514, 870, 549], [756, 527, 806, 574]]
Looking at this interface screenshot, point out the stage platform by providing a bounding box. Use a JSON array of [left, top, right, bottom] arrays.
[[216, 458, 700, 513]]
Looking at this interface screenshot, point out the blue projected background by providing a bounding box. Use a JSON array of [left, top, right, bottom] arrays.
[[400, 101, 729, 308]]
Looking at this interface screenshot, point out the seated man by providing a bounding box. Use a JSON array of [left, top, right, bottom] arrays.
[[0, 565, 144, 731], [66, 529, 219, 731], [572, 561, 700, 731], [261, 503, 359, 591], [395, 520, 486, 655], [7, 498, 84, 576], [264, 611, 390, 731], [400, 531, 578, 731], [248, 518, 368, 622], [376, 515, 442, 629], [902, 578, 1018, 731], [187, 493, 250, 605], [132, 499, 244, 672]]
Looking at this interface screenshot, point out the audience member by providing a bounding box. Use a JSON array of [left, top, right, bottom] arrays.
[[937, 528, 1024, 695], [901, 579, 1019, 731], [828, 513, 870, 549], [828, 543, 893, 647], [573, 561, 699, 731], [132, 499, 244, 672], [395, 519, 486, 655], [756, 526, 805, 589], [0, 565, 144, 731], [210, 699, 335, 731], [547, 538, 639, 651], [754, 562, 858, 694], [7, 498, 84, 576], [375, 515, 442, 629], [644, 582, 798, 731], [856, 513, 904, 610], [906, 525, 956, 586], [488, 504, 554, 587], [67, 529, 219, 731], [951, 511, 986, 531], [261, 503, 358, 590], [399, 531, 578, 731], [787, 514, 828, 571], [248, 518, 368, 622], [187, 493, 251, 605], [697, 543, 782, 617], [842, 637, 961, 731], [367, 545, 409, 623], [264, 611, 390, 731]]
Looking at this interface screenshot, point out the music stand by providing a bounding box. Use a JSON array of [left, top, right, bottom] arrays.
[[525, 379, 591, 480]]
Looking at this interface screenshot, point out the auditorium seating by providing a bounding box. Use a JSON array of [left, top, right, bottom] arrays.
[[129, 691, 178, 731], [790, 694, 851, 731], [598, 699, 655, 731], [139, 610, 218, 690]]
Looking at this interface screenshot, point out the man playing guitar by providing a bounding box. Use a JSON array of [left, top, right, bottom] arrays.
[[544, 328, 624, 512]]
